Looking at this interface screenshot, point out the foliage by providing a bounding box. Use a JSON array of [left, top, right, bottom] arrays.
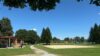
[[80, 37, 85, 42], [52, 37, 61, 43], [15, 29, 27, 41], [0, 17, 13, 36], [15, 29, 40, 44], [64, 37, 85, 44], [1, 0, 60, 11], [77, 0, 100, 6], [64, 37, 70, 42], [27, 30, 40, 44], [41, 27, 52, 45], [88, 24, 100, 44], [0, 0, 100, 11], [74, 36, 81, 43]]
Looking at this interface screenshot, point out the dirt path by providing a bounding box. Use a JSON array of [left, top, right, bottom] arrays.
[[30, 45, 57, 56], [16, 45, 57, 56]]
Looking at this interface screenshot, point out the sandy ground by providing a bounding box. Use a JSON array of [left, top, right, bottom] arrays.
[[16, 54, 35, 56], [16, 45, 57, 56], [45, 45, 95, 49]]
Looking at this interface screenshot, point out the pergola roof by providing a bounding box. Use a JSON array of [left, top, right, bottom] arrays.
[[0, 36, 17, 47], [0, 36, 16, 39]]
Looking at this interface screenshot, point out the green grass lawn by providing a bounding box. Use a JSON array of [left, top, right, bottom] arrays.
[[0, 45, 34, 56], [35, 45, 100, 56]]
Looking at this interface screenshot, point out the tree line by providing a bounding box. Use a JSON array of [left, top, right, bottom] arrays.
[[0, 18, 100, 44], [52, 36, 85, 44], [64, 36, 85, 43], [0, 17, 52, 44]]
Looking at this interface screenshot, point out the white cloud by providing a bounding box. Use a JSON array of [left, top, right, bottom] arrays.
[[32, 28, 37, 31]]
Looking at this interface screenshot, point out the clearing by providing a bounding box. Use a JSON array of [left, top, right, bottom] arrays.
[[35, 45, 100, 56]]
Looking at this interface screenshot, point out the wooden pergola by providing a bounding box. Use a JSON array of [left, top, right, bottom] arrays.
[[0, 36, 17, 47]]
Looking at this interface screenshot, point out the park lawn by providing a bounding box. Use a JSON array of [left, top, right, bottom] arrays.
[[0, 45, 34, 56], [35, 45, 100, 56]]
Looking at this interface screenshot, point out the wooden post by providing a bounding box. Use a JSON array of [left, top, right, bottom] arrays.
[[9, 38, 10, 47]]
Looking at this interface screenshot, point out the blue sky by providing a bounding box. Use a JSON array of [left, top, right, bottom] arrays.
[[0, 0, 100, 39]]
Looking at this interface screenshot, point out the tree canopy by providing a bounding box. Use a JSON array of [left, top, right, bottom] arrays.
[[0, 17, 13, 36], [0, 0, 100, 11], [15, 29, 40, 44], [27, 30, 40, 44], [0, 0, 99, 11], [15, 29, 27, 41], [77, 0, 100, 6], [1, 0, 60, 11]]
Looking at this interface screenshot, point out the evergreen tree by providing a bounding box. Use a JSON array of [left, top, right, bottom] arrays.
[[88, 27, 94, 43], [93, 24, 99, 43], [45, 27, 52, 44], [41, 27, 52, 45], [0, 21, 2, 36], [41, 28, 46, 43], [88, 24, 100, 44], [96, 24, 100, 44]]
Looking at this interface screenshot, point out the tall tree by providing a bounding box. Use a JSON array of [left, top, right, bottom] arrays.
[[88, 27, 94, 43], [0, 17, 13, 36], [41, 28, 45, 43], [0, 21, 2, 36], [88, 24, 100, 44], [41, 27, 52, 45], [45, 27, 52, 44]]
